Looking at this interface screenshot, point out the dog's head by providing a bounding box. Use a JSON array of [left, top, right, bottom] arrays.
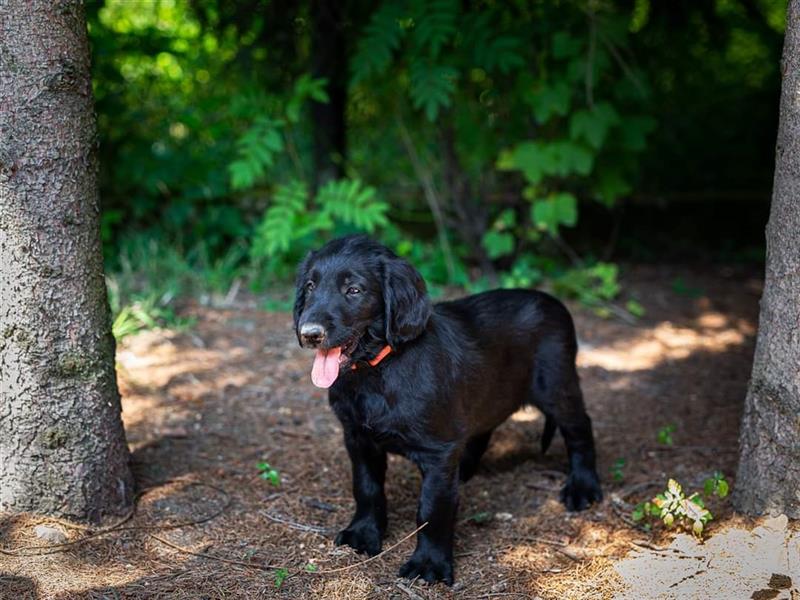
[[293, 235, 432, 388]]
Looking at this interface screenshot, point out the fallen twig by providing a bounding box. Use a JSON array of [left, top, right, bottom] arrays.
[[395, 581, 425, 600], [0, 479, 231, 557], [148, 533, 285, 571], [260, 510, 331, 535], [316, 522, 428, 575]]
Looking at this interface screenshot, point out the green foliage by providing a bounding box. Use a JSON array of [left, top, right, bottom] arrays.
[[626, 299, 646, 318], [257, 462, 281, 487], [409, 60, 459, 122], [317, 179, 390, 232], [532, 193, 578, 235], [250, 178, 389, 278], [464, 12, 524, 73], [229, 117, 284, 190], [569, 103, 621, 150], [412, 0, 458, 57], [632, 476, 729, 539], [671, 277, 705, 298], [464, 511, 493, 525], [251, 181, 310, 258], [552, 263, 621, 307], [91, 0, 785, 315], [610, 458, 626, 483], [274, 567, 289, 589], [703, 471, 730, 499], [351, 3, 406, 83], [106, 236, 240, 339], [657, 424, 677, 446]]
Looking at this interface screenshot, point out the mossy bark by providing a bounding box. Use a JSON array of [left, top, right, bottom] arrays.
[[0, 0, 134, 521], [734, 0, 800, 518]]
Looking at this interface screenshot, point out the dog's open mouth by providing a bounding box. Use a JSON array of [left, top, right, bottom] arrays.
[[310, 336, 358, 389]]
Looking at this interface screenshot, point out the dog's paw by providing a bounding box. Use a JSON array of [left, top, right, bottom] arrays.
[[560, 467, 603, 512], [398, 552, 454, 586], [334, 520, 383, 556]]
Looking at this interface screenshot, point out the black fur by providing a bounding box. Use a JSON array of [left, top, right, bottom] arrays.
[[293, 235, 602, 585]]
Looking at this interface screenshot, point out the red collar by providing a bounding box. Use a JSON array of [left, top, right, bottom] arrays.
[[351, 345, 393, 370]]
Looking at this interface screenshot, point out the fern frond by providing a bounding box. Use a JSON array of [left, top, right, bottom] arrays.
[[409, 59, 458, 121], [229, 117, 284, 190], [252, 181, 308, 258], [317, 179, 389, 233], [351, 3, 406, 84], [463, 12, 524, 74], [412, 0, 457, 57]]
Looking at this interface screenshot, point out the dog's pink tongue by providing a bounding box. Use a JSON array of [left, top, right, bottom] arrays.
[[311, 347, 342, 388]]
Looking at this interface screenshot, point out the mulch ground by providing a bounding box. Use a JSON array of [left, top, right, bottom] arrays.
[[0, 264, 775, 599]]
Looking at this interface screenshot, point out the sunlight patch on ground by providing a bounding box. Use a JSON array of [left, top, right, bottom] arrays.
[[511, 408, 543, 423], [578, 313, 755, 372]]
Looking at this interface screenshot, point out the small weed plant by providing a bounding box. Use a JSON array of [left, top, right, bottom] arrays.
[[632, 472, 730, 538], [257, 462, 281, 487]]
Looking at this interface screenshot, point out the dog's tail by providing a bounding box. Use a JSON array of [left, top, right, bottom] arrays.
[[541, 415, 557, 454]]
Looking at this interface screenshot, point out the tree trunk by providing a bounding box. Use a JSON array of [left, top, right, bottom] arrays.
[[0, 0, 134, 521], [311, 0, 347, 189], [734, 0, 800, 518]]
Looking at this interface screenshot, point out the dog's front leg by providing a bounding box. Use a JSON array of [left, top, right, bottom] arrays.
[[399, 451, 459, 585], [335, 431, 387, 556]]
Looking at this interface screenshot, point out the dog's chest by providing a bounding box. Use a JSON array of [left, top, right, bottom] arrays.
[[333, 391, 411, 449]]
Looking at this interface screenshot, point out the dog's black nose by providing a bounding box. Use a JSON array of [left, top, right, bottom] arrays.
[[299, 323, 326, 347]]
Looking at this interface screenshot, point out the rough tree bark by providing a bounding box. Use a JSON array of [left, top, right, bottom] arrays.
[[734, 0, 800, 518], [0, 0, 134, 520]]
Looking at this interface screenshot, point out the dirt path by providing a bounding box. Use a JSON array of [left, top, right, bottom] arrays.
[[3, 264, 793, 599]]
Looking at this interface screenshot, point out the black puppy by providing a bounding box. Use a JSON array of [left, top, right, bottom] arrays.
[[293, 235, 602, 585]]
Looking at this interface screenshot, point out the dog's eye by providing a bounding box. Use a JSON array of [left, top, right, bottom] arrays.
[[346, 287, 361, 296], [306, 281, 315, 292]]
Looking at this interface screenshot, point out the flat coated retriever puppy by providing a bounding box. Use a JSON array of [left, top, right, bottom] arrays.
[[293, 235, 602, 585]]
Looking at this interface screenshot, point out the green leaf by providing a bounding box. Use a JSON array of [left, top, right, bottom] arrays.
[[274, 567, 289, 588], [351, 3, 405, 84], [497, 142, 545, 184], [530, 81, 571, 124], [595, 169, 632, 207], [412, 0, 457, 57], [657, 424, 676, 446], [286, 74, 330, 123], [569, 103, 621, 149], [626, 300, 645, 318], [716, 479, 729, 498], [620, 115, 657, 151], [482, 230, 515, 259], [317, 179, 389, 232], [545, 140, 595, 177], [552, 31, 583, 59], [531, 192, 578, 235], [229, 117, 285, 190], [305, 563, 318, 573], [465, 511, 492, 524], [409, 60, 458, 121], [251, 181, 309, 258]]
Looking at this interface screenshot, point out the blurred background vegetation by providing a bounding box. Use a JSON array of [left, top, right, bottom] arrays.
[[87, 0, 786, 337]]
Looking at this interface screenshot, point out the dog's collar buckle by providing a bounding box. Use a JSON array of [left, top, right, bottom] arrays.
[[351, 345, 393, 370]]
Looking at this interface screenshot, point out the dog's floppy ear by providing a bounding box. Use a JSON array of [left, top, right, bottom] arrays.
[[293, 251, 314, 331], [381, 255, 432, 347]]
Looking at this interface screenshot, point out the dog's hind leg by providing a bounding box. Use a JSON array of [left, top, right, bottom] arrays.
[[458, 431, 492, 482], [529, 355, 602, 511]]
